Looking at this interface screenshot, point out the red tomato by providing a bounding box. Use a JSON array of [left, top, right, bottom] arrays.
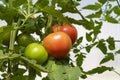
[[43, 31, 72, 59], [52, 24, 77, 44]]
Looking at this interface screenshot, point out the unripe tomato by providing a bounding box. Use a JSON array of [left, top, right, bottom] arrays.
[[2, 31, 10, 46], [24, 43, 48, 64], [43, 31, 72, 59], [17, 33, 36, 47], [52, 24, 78, 44]]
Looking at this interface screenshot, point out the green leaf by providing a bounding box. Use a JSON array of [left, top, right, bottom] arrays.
[[12, 68, 26, 76], [86, 10, 102, 18], [109, 0, 116, 1], [93, 21, 102, 40], [73, 49, 80, 53], [0, 50, 8, 72], [65, 66, 81, 80], [20, 56, 48, 72], [85, 66, 113, 74], [85, 42, 98, 53], [0, 59, 7, 72], [86, 32, 93, 42], [0, 6, 17, 25], [100, 53, 114, 64], [76, 53, 86, 66], [8, 54, 21, 60], [79, 19, 94, 30], [11, 75, 27, 80], [12, 0, 27, 7], [98, 0, 107, 4], [105, 15, 118, 23], [116, 49, 120, 54], [91, 23, 102, 42], [57, 0, 79, 13], [113, 6, 120, 15], [0, 50, 8, 60], [106, 37, 115, 50], [45, 59, 82, 80], [37, 6, 68, 22], [83, 3, 101, 10], [66, 17, 81, 25], [35, 0, 49, 8], [97, 39, 107, 54], [73, 37, 83, 48], [86, 45, 92, 53]]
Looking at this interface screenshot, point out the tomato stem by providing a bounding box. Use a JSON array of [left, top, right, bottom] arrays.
[[45, 14, 53, 36], [113, 70, 120, 77], [9, 30, 17, 50], [6, 60, 12, 80]]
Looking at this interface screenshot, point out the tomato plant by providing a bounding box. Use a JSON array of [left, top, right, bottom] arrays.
[[17, 33, 36, 47], [52, 24, 78, 44], [0, 0, 120, 80], [24, 43, 48, 64], [43, 31, 72, 59]]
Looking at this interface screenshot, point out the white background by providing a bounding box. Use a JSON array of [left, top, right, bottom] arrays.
[[0, 0, 120, 80]]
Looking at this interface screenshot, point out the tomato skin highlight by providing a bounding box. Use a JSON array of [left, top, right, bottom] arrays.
[[52, 24, 77, 44], [24, 43, 48, 64], [43, 31, 72, 59]]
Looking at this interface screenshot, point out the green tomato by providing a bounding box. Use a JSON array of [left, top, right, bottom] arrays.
[[17, 33, 36, 47], [24, 43, 48, 64], [2, 31, 10, 46]]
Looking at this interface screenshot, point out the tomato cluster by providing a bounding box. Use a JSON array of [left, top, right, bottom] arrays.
[[22, 24, 77, 64]]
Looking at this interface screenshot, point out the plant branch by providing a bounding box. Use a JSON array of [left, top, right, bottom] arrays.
[[27, 0, 32, 15], [116, 0, 120, 8], [6, 60, 12, 80], [9, 30, 17, 50], [101, 0, 109, 20], [113, 70, 120, 77], [8, 0, 13, 7], [75, 7, 86, 20], [45, 14, 53, 34], [79, 39, 120, 50]]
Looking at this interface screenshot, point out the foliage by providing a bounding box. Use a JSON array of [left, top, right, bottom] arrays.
[[0, 0, 120, 80]]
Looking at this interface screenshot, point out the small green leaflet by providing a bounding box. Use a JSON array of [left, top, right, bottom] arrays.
[[106, 37, 115, 50], [97, 39, 107, 54], [21, 56, 48, 72], [36, 5, 68, 23], [98, 0, 107, 4], [100, 53, 114, 64], [86, 10, 102, 18], [113, 6, 120, 15], [105, 15, 118, 23], [45, 59, 82, 80], [85, 66, 113, 74], [82, 3, 101, 10]]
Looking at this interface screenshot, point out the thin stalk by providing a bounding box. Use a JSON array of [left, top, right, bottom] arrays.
[[9, 30, 17, 50], [6, 60, 12, 80], [75, 7, 86, 20], [8, 0, 13, 7], [6, 29, 17, 80], [27, 0, 32, 15], [101, 0, 109, 20], [113, 70, 120, 77], [116, 0, 120, 8], [45, 14, 53, 36]]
